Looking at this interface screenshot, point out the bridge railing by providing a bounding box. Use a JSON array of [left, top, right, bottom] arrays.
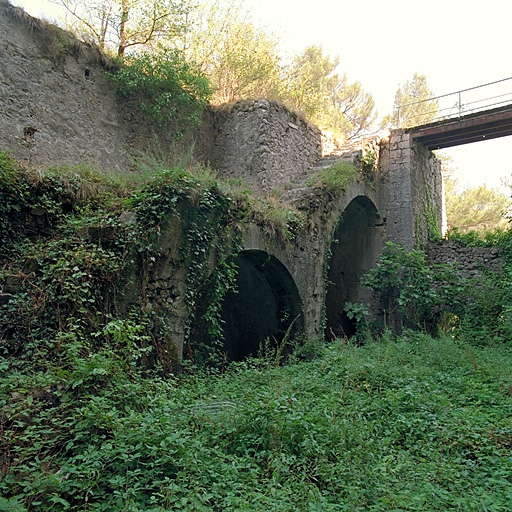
[[396, 76, 512, 128]]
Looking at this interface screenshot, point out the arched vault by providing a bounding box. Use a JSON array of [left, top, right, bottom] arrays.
[[324, 196, 383, 339], [220, 250, 304, 361]]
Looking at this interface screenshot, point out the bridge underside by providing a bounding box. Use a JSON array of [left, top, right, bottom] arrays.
[[407, 105, 512, 150]]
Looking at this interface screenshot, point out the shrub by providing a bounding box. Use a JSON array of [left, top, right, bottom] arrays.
[[306, 162, 358, 190], [109, 51, 211, 137]]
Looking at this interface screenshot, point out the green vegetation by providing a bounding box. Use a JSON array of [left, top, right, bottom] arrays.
[[445, 180, 510, 234], [109, 51, 211, 135], [0, 150, 512, 512], [278, 45, 377, 140], [439, 153, 511, 236], [0, 151, 303, 371], [362, 240, 512, 344], [1, 149, 511, 510], [182, 0, 282, 104], [2, 333, 511, 511], [4, 3, 511, 507], [306, 162, 358, 190]]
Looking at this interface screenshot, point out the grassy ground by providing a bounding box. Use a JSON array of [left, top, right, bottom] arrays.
[[2, 332, 511, 511]]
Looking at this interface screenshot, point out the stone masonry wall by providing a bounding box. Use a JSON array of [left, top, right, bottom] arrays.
[[0, 1, 214, 172], [1, 2, 320, 190], [379, 129, 443, 250], [211, 100, 322, 191], [426, 241, 503, 279]]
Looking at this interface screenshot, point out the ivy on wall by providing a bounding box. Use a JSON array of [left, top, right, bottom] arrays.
[[0, 152, 306, 374]]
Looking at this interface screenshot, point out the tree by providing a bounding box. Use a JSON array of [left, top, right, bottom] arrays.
[[328, 77, 377, 139], [280, 45, 377, 140], [383, 73, 438, 128], [281, 45, 339, 121], [444, 177, 510, 233], [439, 153, 510, 233], [51, 0, 191, 57], [179, 0, 282, 104]]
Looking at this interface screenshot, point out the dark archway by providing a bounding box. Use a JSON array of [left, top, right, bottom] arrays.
[[221, 250, 304, 361], [325, 196, 383, 339]]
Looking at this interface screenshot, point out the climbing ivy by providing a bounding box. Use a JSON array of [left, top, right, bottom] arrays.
[[414, 143, 442, 243]]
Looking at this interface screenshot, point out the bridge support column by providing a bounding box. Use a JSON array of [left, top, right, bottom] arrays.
[[382, 129, 442, 250]]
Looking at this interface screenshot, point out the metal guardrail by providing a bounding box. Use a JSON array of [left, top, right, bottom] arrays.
[[397, 76, 512, 127]]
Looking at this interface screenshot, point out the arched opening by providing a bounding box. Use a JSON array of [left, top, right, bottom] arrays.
[[221, 250, 303, 361], [325, 196, 383, 339]]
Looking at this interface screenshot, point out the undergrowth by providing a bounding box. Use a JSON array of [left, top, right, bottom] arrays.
[[1, 334, 511, 511]]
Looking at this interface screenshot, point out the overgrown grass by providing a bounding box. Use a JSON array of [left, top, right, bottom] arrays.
[[306, 162, 358, 190], [2, 333, 511, 511]]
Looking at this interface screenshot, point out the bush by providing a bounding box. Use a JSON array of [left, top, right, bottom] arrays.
[[109, 51, 211, 137], [306, 162, 358, 190]]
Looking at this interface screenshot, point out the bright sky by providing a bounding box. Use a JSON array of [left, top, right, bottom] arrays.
[[11, 0, 512, 192]]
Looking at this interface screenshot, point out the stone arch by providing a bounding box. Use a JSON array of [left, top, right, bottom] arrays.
[[221, 250, 304, 361], [325, 195, 383, 339]]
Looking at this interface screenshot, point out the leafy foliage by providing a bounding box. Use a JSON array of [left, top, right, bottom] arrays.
[[181, 0, 282, 104], [362, 242, 441, 331], [383, 73, 438, 128], [361, 240, 512, 343], [1, 146, 512, 511], [109, 51, 210, 136], [445, 179, 510, 234], [2, 333, 511, 511], [280, 45, 377, 140], [0, 152, 306, 375]]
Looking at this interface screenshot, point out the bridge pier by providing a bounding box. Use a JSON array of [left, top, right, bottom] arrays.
[[381, 129, 443, 249]]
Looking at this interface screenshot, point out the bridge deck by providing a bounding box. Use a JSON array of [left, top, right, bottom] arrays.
[[406, 104, 512, 150]]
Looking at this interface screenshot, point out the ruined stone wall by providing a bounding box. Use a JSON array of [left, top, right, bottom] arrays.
[[211, 100, 322, 191], [0, 2, 320, 189], [426, 241, 504, 278], [0, 1, 214, 172]]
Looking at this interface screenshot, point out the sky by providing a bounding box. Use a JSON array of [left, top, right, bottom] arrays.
[[11, 0, 512, 192]]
